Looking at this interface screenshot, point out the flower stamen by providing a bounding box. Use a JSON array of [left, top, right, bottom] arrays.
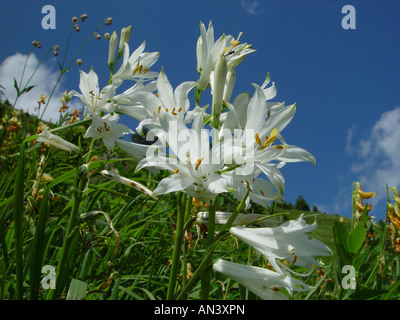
[[195, 157, 204, 171]]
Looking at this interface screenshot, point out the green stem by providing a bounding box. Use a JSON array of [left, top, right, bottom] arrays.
[[166, 193, 186, 300], [39, 73, 62, 120], [29, 167, 78, 300], [18, 46, 34, 88], [49, 164, 89, 299], [13, 46, 52, 109], [12, 141, 27, 299], [176, 231, 228, 300], [200, 200, 216, 300]]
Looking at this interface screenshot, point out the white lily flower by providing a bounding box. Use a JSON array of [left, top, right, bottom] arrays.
[[218, 83, 315, 208], [136, 110, 230, 202], [112, 42, 159, 85], [84, 113, 133, 152], [124, 69, 197, 144], [37, 130, 79, 153], [101, 170, 156, 199], [229, 214, 332, 275], [69, 68, 117, 116], [197, 211, 280, 227], [213, 259, 309, 300]]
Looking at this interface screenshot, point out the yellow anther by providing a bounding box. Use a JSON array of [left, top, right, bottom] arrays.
[[157, 105, 161, 113], [173, 168, 179, 174], [172, 107, 177, 116], [258, 128, 278, 150], [178, 107, 182, 112], [223, 47, 229, 54], [255, 132, 262, 145], [273, 145, 284, 150], [165, 108, 169, 112], [260, 190, 265, 196], [195, 157, 204, 171], [231, 40, 240, 48]]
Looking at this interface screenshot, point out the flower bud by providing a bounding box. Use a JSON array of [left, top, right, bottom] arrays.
[[76, 59, 83, 65], [118, 26, 132, 56], [223, 66, 236, 102], [211, 54, 227, 128], [108, 31, 118, 67], [37, 130, 80, 153], [72, 16, 78, 23]]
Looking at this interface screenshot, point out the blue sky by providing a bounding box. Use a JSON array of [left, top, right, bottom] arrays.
[[1, 0, 399, 221]]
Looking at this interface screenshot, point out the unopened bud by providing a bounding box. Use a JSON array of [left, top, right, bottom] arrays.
[[76, 59, 83, 65], [72, 16, 78, 23], [108, 31, 118, 67], [223, 66, 236, 102], [211, 54, 227, 129], [118, 26, 132, 55]]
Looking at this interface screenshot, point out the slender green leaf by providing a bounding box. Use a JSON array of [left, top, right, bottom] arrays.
[[66, 279, 87, 300]]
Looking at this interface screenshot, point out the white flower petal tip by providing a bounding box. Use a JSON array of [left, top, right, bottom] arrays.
[[101, 170, 157, 200], [37, 130, 80, 153]]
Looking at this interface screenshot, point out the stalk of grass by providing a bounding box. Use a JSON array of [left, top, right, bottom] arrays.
[[29, 167, 77, 299], [166, 192, 186, 299], [12, 139, 29, 299], [200, 200, 216, 299], [48, 164, 89, 299]]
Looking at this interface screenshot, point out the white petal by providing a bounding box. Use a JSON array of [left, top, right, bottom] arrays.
[[244, 84, 267, 133], [153, 173, 194, 195], [157, 70, 175, 109]]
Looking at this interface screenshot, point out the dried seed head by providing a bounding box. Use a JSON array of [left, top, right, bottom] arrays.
[[104, 17, 112, 25], [80, 13, 88, 22], [32, 40, 41, 48]]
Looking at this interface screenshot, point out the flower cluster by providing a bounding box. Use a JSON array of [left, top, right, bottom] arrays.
[[64, 21, 330, 299]]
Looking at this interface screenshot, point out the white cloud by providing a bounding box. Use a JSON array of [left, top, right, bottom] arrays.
[[349, 106, 400, 206], [240, 0, 264, 15], [0, 52, 77, 122]]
